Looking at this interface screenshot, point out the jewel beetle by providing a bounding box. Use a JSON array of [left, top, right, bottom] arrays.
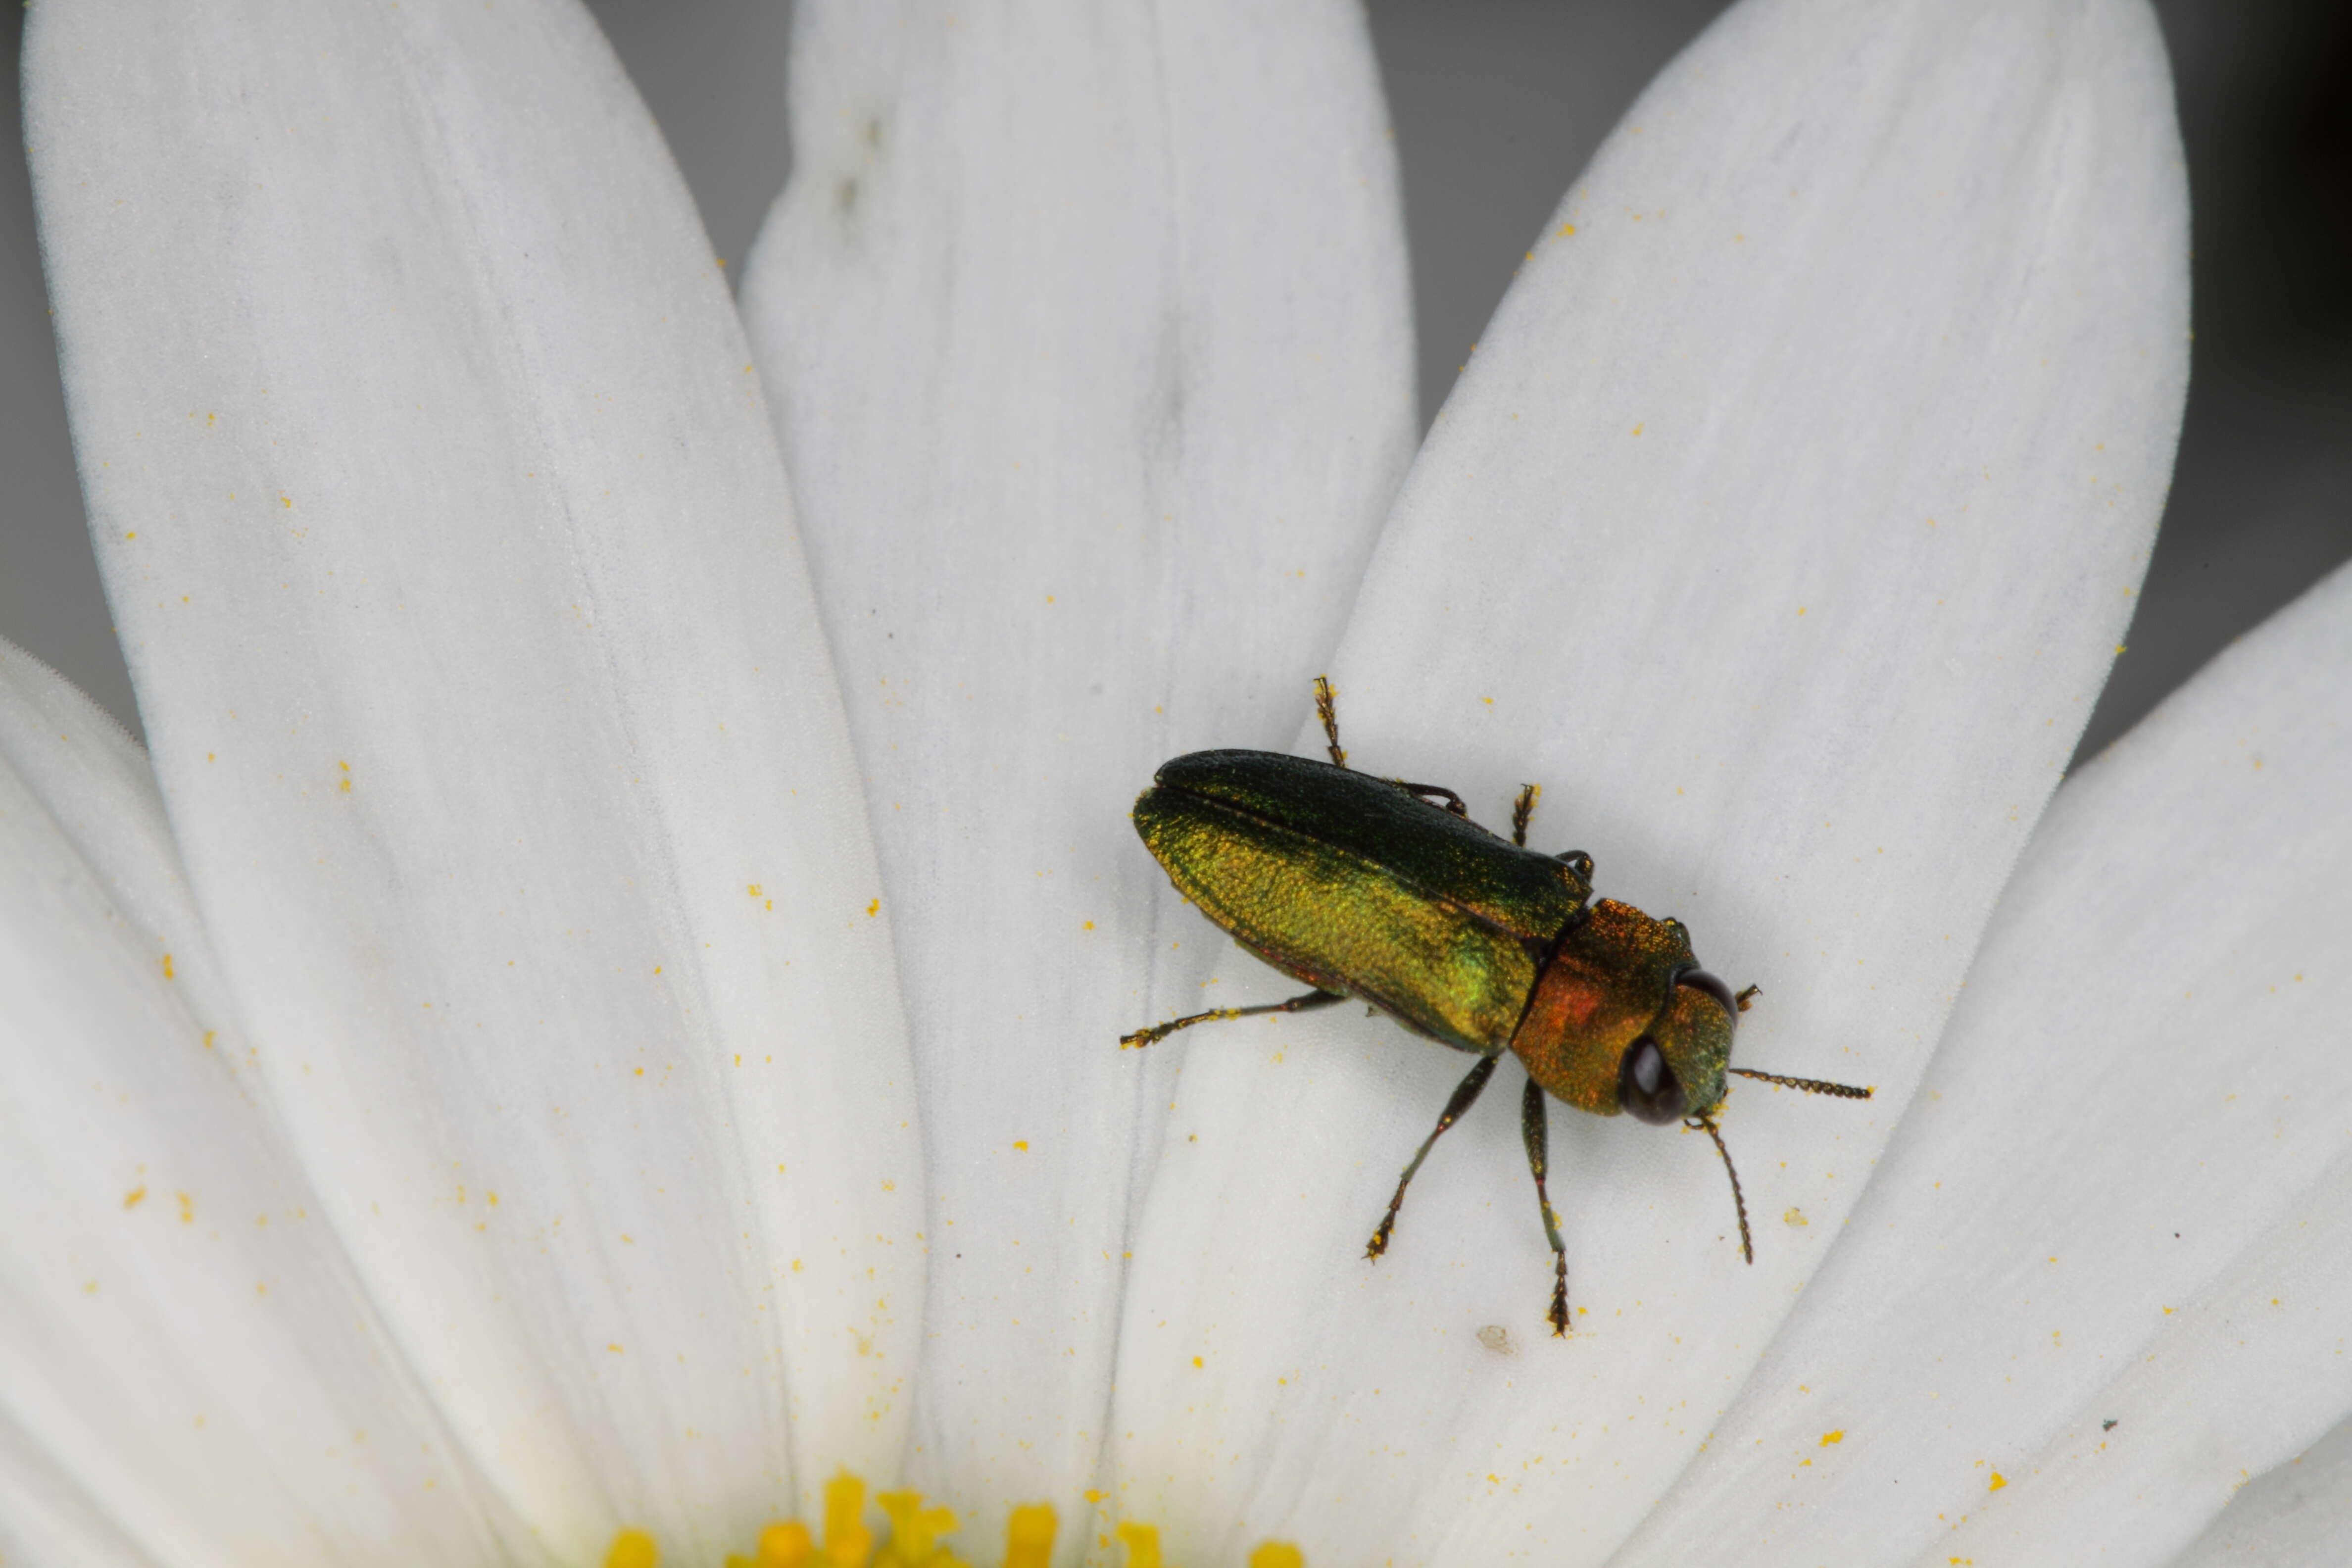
[[1123, 677, 1869, 1336]]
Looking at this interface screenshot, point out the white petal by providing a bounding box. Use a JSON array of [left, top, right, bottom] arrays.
[[26, 0, 917, 1551], [0, 1411, 158, 1568], [1110, 0, 2189, 1561], [1608, 559, 2352, 1566], [738, 0, 1413, 1542], [2174, 1413, 2352, 1568], [0, 643, 520, 1567]]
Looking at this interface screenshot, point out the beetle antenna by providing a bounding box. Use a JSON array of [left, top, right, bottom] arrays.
[[1689, 1112, 1753, 1265], [1728, 1068, 1873, 1099], [1313, 675, 1348, 768]]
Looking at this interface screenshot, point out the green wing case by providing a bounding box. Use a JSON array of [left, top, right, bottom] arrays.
[[1132, 750, 1593, 1052]]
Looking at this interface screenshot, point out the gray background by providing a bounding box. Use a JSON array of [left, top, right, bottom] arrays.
[[5, 1, 2346, 767]]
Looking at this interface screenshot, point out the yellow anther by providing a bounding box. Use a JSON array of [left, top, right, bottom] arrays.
[[604, 1528, 660, 1568], [875, 1489, 961, 1565], [824, 1473, 873, 1567], [825, 1473, 867, 1540], [759, 1519, 815, 1568], [1116, 1521, 1165, 1568], [664, 1476, 1301, 1568], [1003, 1503, 1057, 1568]]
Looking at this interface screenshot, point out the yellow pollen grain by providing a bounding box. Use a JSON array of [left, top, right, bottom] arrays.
[[123, 1186, 148, 1209], [1988, 1471, 2008, 1491], [1250, 1546, 1305, 1568], [1820, 1429, 1844, 1446], [161, 952, 175, 980], [1013, 1140, 1029, 1152], [868, 898, 881, 917]]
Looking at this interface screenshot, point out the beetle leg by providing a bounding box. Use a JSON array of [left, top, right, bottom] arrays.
[[1119, 987, 1344, 1049], [1394, 780, 1471, 818], [1510, 783, 1540, 847], [1733, 983, 1762, 1013], [1521, 1074, 1570, 1336], [1366, 1053, 1500, 1261], [1313, 675, 1348, 768]]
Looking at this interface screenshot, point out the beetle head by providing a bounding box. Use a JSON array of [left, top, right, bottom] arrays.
[[1510, 899, 1735, 1120], [1617, 969, 1738, 1123]]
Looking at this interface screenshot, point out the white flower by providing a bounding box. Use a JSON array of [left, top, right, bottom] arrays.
[[5, 1, 2346, 1567]]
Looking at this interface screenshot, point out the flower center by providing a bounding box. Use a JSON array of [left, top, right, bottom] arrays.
[[601, 1472, 1305, 1568]]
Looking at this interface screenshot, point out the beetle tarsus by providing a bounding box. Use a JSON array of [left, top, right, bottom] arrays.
[[1313, 675, 1348, 769], [1511, 783, 1540, 847], [1734, 983, 1762, 1014], [1120, 988, 1344, 1049], [1366, 1053, 1501, 1261], [1119, 1008, 1235, 1049], [1521, 1073, 1571, 1335]]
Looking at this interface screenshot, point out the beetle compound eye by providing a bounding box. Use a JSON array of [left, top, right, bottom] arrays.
[[1619, 1036, 1685, 1124], [1677, 968, 1739, 1027]]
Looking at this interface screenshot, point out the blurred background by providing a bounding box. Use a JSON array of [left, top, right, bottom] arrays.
[[4, 0, 2346, 766]]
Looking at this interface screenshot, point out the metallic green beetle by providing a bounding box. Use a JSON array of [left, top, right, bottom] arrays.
[[1123, 678, 1869, 1336]]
